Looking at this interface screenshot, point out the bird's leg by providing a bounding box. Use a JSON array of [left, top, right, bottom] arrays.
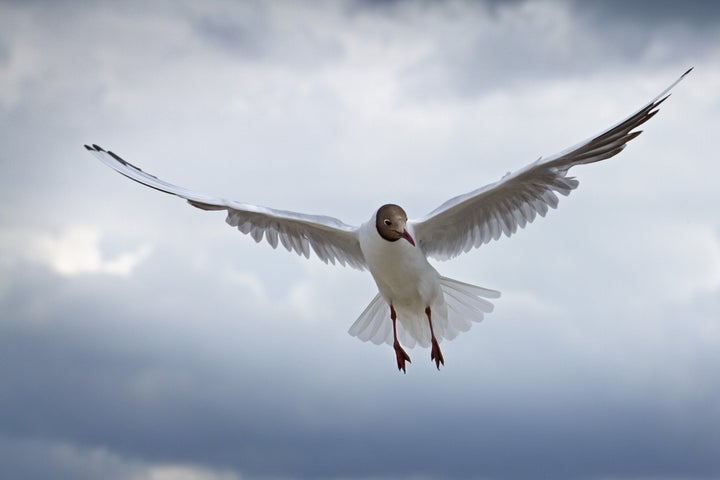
[[391, 305, 411, 373], [426, 306, 444, 369]]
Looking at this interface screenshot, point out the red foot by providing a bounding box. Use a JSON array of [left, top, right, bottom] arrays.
[[425, 306, 445, 370], [393, 341, 411, 373], [431, 337, 444, 370]]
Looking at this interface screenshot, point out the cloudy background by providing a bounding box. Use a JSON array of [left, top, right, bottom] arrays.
[[1, 1, 718, 479]]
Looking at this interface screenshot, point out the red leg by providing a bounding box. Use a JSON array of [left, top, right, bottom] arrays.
[[391, 305, 411, 373], [426, 306, 444, 369]]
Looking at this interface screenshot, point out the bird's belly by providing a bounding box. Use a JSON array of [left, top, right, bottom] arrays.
[[374, 255, 437, 303], [359, 224, 441, 308]]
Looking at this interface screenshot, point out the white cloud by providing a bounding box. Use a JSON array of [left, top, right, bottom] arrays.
[[0, 227, 152, 277], [135, 464, 243, 480], [0, 435, 244, 480]]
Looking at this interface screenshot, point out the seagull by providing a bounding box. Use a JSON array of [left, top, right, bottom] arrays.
[[86, 68, 691, 372]]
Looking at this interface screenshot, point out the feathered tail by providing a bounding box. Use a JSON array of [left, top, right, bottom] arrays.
[[348, 277, 500, 347]]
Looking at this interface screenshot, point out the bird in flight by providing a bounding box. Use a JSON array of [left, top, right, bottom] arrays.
[[86, 69, 691, 372]]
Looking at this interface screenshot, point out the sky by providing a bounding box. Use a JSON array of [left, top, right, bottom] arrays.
[[1, 1, 719, 479]]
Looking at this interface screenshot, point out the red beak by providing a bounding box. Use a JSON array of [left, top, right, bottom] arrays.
[[401, 229, 416, 247]]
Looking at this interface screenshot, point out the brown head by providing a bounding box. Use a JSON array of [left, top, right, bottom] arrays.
[[375, 204, 415, 246]]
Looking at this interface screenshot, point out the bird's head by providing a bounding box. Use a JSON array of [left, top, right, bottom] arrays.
[[375, 204, 415, 247]]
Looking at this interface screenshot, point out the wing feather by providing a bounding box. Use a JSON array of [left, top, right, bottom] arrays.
[[412, 68, 691, 261], [86, 145, 367, 270]]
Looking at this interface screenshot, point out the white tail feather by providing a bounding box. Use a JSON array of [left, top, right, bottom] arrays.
[[347, 293, 388, 345], [348, 277, 500, 347]]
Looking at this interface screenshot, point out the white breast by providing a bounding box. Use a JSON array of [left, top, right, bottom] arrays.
[[358, 220, 442, 310]]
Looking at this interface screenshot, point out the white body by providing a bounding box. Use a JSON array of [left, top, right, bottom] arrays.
[[358, 220, 446, 347]]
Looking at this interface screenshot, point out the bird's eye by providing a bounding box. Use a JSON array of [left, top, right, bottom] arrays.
[[384, 219, 392, 226]]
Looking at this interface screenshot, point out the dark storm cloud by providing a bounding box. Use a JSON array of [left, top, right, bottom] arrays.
[[573, 0, 720, 26], [2, 256, 719, 479], [352, 0, 720, 24]]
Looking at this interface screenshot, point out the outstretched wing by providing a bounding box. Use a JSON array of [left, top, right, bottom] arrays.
[[412, 68, 692, 261], [86, 145, 367, 270]]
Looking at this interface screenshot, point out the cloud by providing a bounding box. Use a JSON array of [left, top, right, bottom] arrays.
[[0, 435, 244, 480], [571, 0, 720, 26], [189, 2, 345, 68], [395, 1, 715, 100], [0, 1, 718, 479], [0, 227, 152, 277], [42, 228, 151, 277], [2, 227, 718, 479]]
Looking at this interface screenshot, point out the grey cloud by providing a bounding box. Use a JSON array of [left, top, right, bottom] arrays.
[[0, 436, 140, 480], [572, 0, 720, 26], [194, 15, 271, 61], [391, 1, 713, 100], [2, 250, 719, 479], [352, 0, 720, 25], [1, 1, 718, 479], [0, 40, 7, 65], [189, 3, 345, 68]]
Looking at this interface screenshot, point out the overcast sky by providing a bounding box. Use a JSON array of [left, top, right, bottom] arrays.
[[1, 1, 719, 479]]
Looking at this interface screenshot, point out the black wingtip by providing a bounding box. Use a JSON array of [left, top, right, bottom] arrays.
[[107, 150, 125, 163], [682, 66, 694, 77], [84, 144, 93, 151], [654, 94, 671, 108]]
